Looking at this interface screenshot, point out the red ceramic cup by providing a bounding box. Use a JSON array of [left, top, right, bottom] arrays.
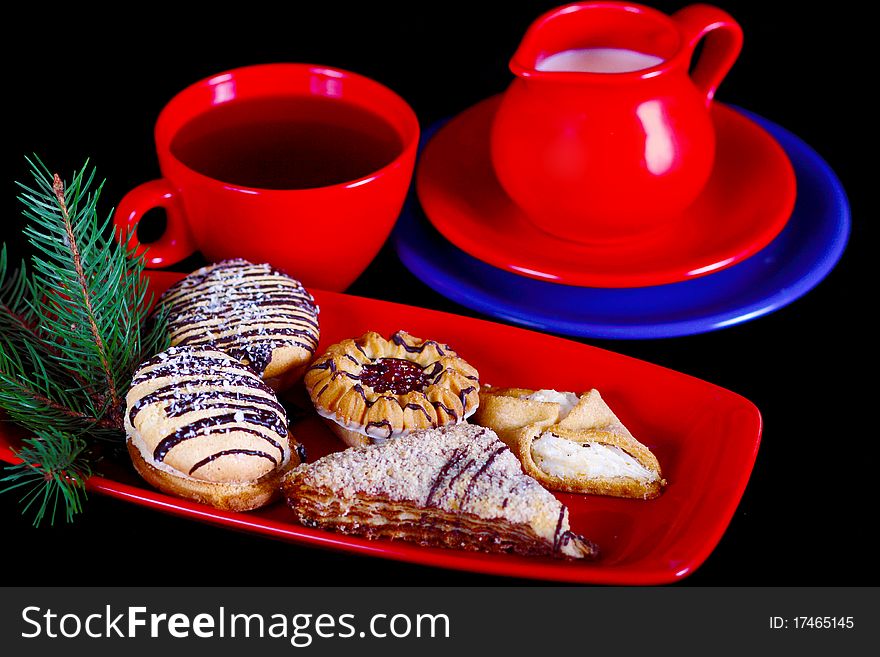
[[491, 2, 742, 243], [115, 63, 419, 290]]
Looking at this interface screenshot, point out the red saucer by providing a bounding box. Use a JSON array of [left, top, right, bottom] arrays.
[[416, 96, 796, 288]]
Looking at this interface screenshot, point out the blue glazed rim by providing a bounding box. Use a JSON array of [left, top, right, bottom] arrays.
[[393, 106, 850, 339]]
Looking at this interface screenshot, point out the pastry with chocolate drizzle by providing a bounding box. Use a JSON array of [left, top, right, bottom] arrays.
[[475, 386, 666, 499], [282, 423, 597, 559], [304, 330, 480, 448], [157, 259, 319, 390], [125, 345, 303, 511]]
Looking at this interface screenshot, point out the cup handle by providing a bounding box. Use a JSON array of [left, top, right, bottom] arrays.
[[672, 4, 744, 106], [114, 179, 197, 268]]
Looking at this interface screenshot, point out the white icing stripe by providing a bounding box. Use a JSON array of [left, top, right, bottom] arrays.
[[162, 276, 308, 304], [170, 318, 318, 342], [164, 289, 314, 312]]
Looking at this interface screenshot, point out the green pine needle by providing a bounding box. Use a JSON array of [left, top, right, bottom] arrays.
[[0, 430, 91, 526], [0, 157, 170, 526]]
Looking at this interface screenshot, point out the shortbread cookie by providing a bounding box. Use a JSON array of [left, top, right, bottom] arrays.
[[158, 259, 319, 389], [304, 330, 479, 448], [282, 423, 597, 559], [474, 386, 665, 499], [125, 345, 303, 510]]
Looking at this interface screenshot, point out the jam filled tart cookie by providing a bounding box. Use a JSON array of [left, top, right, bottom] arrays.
[[282, 423, 597, 559], [304, 330, 479, 448], [158, 259, 319, 389], [125, 345, 304, 511], [474, 386, 665, 499]]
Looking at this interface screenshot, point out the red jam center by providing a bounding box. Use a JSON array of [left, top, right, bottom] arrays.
[[360, 358, 429, 394]]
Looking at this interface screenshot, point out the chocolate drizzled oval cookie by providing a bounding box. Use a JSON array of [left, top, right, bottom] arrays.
[[157, 259, 319, 389], [125, 345, 304, 511]]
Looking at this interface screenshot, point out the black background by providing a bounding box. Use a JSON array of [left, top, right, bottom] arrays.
[[0, 1, 870, 586]]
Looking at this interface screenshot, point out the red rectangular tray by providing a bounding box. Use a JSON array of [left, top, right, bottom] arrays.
[[0, 271, 761, 584]]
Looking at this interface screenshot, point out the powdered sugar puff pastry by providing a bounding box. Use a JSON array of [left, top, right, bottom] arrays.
[[473, 386, 666, 499]]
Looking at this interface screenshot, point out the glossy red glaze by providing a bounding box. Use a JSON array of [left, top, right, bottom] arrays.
[[114, 64, 419, 291], [419, 97, 795, 288], [0, 271, 762, 584], [491, 2, 743, 242]]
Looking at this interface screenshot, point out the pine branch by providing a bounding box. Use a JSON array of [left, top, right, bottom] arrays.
[[0, 287, 37, 337], [14, 157, 169, 424], [0, 246, 99, 396], [51, 173, 121, 413], [0, 157, 171, 525], [0, 372, 117, 430], [0, 246, 116, 436], [0, 430, 91, 526]]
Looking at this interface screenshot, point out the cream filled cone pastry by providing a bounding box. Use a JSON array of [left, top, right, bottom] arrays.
[[474, 386, 665, 499], [125, 345, 303, 511], [282, 423, 597, 559]]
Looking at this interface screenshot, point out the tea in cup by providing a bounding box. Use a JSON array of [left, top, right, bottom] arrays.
[[115, 64, 419, 291]]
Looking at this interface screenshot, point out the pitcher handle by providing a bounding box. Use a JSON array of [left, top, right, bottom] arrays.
[[673, 4, 743, 106]]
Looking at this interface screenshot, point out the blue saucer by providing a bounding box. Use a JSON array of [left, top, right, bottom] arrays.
[[393, 108, 849, 339]]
